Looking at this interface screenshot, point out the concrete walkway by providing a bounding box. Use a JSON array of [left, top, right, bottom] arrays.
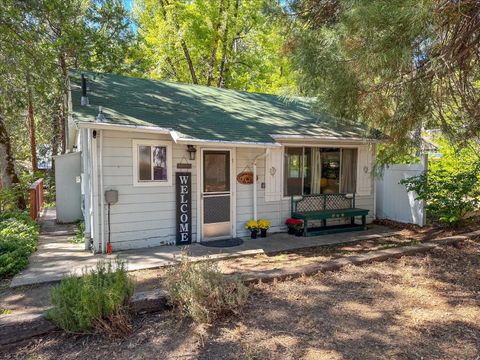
[[11, 208, 398, 287]]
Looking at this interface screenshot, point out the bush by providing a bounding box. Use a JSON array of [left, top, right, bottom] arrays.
[[0, 211, 39, 278], [400, 137, 480, 226], [69, 221, 85, 244], [165, 258, 249, 324], [401, 169, 480, 226], [45, 260, 134, 334], [0, 184, 25, 212]]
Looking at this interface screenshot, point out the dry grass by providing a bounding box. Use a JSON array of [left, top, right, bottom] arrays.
[[130, 234, 428, 289], [3, 240, 479, 360], [165, 258, 249, 324]]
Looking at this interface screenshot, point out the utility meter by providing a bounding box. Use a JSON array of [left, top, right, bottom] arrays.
[[105, 190, 118, 205]]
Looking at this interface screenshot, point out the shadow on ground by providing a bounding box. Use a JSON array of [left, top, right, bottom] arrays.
[[2, 241, 479, 360]]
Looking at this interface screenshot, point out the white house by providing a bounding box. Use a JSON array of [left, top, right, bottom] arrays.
[[65, 71, 381, 253]]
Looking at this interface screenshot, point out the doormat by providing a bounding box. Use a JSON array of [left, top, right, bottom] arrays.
[[200, 238, 244, 248]]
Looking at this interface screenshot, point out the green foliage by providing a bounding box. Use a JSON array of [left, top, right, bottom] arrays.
[[0, 170, 54, 212], [289, 0, 480, 159], [0, 212, 39, 278], [41, 172, 56, 208], [0, 184, 25, 213], [401, 140, 480, 226], [45, 260, 134, 333], [165, 258, 249, 324], [0, 0, 135, 165], [70, 221, 85, 244], [134, 0, 294, 94]]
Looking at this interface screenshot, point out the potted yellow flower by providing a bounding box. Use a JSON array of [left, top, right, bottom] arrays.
[[257, 219, 271, 238], [245, 220, 259, 239]]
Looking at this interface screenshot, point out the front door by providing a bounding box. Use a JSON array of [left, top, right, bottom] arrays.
[[201, 150, 232, 240]]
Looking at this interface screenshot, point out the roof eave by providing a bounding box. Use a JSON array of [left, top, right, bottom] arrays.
[[75, 121, 281, 148], [175, 137, 281, 148], [270, 134, 383, 143], [76, 121, 173, 135]]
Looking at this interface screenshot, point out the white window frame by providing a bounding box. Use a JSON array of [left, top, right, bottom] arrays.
[[282, 145, 358, 197], [132, 139, 173, 187]]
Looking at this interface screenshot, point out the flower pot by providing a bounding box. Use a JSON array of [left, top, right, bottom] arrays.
[[260, 229, 267, 238], [287, 227, 295, 235], [250, 230, 258, 239], [295, 229, 304, 237]]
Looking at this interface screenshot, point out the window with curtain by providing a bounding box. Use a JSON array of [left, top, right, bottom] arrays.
[[340, 148, 357, 193], [284, 147, 357, 196]]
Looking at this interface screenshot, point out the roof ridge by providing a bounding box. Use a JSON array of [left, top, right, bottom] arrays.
[[70, 69, 309, 101]]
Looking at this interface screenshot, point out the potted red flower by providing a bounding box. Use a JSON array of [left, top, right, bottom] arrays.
[[285, 218, 303, 236]]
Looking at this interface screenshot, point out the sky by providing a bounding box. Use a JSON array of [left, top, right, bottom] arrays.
[[124, 0, 133, 11], [123, 0, 137, 32]]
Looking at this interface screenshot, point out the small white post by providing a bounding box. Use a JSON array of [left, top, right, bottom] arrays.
[[420, 153, 429, 226]]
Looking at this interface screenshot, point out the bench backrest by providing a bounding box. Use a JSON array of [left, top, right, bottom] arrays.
[[291, 193, 355, 213]]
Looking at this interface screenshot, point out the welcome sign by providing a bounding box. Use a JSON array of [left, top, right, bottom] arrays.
[[176, 172, 192, 245]]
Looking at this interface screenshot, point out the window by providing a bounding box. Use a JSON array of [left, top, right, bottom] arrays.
[[133, 140, 172, 186], [284, 147, 357, 196], [203, 151, 230, 192]]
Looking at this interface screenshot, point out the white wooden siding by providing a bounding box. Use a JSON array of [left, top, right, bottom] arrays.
[[98, 130, 197, 251], [264, 148, 283, 202], [356, 145, 373, 196], [90, 131, 376, 251]]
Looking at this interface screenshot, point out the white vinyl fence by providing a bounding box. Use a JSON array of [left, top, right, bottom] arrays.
[[376, 164, 426, 226]]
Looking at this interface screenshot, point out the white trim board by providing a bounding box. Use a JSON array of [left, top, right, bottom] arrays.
[[132, 139, 173, 187]]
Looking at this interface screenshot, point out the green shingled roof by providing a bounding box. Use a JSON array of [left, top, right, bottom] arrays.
[[70, 71, 379, 144]]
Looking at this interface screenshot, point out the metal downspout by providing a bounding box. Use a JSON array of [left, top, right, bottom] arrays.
[[253, 149, 269, 220], [99, 130, 105, 253]]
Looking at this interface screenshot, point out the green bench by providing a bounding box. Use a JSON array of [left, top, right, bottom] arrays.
[[291, 193, 369, 236]]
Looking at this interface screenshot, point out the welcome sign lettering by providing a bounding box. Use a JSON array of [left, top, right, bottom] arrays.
[[176, 172, 192, 245]]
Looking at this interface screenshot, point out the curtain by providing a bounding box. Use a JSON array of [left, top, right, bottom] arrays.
[[311, 148, 322, 193], [341, 149, 357, 193]]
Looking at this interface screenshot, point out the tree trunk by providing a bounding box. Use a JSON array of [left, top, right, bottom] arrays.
[[156, 0, 183, 82], [217, 0, 239, 88], [159, 0, 198, 84], [165, 57, 181, 81], [52, 110, 60, 158], [59, 53, 68, 154], [180, 41, 198, 84], [0, 114, 26, 209], [26, 74, 37, 172], [51, 108, 61, 172], [207, 0, 226, 86]]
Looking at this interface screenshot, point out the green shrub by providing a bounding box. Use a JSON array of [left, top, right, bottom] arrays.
[[400, 137, 480, 226], [0, 212, 39, 278], [401, 166, 480, 226], [0, 184, 25, 212], [45, 260, 134, 333], [69, 221, 85, 244], [165, 259, 249, 324]]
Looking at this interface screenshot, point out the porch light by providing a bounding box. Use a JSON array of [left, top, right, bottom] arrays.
[[187, 145, 197, 160]]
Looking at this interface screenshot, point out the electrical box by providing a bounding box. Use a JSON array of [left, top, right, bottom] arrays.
[[104, 190, 118, 205]]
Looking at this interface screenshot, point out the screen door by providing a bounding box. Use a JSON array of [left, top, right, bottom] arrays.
[[202, 150, 231, 240]]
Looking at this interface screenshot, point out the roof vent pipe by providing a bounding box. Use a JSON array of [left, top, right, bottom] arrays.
[[96, 106, 106, 122], [81, 74, 89, 106]]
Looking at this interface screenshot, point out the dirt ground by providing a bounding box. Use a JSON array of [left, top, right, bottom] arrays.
[[1, 239, 479, 360], [131, 224, 475, 293], [1, 223, 477, 315]]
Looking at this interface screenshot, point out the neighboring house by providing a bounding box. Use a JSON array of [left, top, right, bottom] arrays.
[[66, 71, 381, 253]]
